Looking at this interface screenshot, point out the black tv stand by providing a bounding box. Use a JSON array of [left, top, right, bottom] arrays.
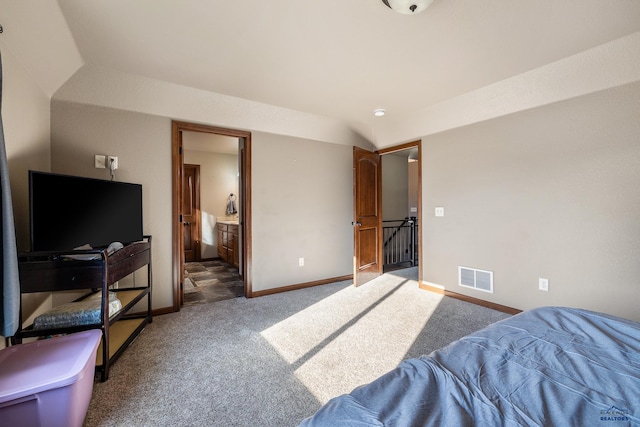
[[12, 236, 152, 381]]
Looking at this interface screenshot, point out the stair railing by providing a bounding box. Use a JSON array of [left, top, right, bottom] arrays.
[[382, 217, 418, 270]]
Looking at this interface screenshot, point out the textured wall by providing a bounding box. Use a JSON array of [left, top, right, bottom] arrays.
[[251, 132, 353, 291], [382, 154, 409, 221], [0, 38, 54, 340], [421, 82, 640, 321]]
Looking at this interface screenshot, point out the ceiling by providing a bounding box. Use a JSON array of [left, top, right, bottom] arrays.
[[33, 1, 640, 131]]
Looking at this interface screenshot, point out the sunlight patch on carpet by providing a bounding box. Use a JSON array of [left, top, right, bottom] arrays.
[[260, 270, 443, 403]]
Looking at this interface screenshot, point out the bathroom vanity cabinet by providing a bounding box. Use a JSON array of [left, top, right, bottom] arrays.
[[217, 222, 239, 268]]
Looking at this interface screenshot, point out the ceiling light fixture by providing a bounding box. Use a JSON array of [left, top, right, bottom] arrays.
[[373, 108, 386, 117], [381, 0, 433, 15]]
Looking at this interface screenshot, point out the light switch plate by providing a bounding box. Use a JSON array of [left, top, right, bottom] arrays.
[[435, 207, 444, 217], [95, 155, 106, 169]]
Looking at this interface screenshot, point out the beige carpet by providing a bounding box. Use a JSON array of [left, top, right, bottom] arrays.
[[83, 267, 509, 426]]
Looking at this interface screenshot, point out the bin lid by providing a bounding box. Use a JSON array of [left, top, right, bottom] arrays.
[[0, 330, 101, 404]]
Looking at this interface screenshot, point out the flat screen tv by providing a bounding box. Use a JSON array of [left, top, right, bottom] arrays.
[[29, 171, 143, 252]]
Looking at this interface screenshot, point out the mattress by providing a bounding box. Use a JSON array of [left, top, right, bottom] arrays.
[[300, 307, 640, 426], [32, 291, 122, 330]]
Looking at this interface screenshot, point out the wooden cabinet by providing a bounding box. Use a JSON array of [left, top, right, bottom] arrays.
[[232, 227, 239, 268], [217, 223, 239, 268], [13, 237, 153, 381], [217, 225, 226, 259]]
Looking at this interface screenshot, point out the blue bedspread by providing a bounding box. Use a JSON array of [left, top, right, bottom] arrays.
[[300, 307, 640, 426]]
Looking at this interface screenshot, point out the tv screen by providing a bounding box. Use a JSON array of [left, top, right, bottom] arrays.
[[29, 171, 143, 252]]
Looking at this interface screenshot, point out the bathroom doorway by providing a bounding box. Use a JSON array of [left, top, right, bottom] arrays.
[[171, 121, 252, 311]]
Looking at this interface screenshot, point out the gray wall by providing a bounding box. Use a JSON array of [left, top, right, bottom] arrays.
[[422, 82, 640, 321], [382, 154, 409, 221], [0, 38, 54, 342], [50, 102, 355, 306], [408, 161, 419, 217], [51, 101, 171, 308], [30, 81, 640, 321], [251, 132, 353, 291]]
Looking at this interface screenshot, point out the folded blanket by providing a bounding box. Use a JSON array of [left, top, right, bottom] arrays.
[[33, 291, 122, 330]]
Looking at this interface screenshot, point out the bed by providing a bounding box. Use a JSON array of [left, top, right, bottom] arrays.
[[299, 306, 640, 426]]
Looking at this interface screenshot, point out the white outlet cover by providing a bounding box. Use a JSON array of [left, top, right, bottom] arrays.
[[108, 156, 118, 170], [539, 278, 549, 291], [435, 207, 444, 217]]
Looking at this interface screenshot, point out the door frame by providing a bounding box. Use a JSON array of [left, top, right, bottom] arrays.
[[376, 140, 423, 282], [183, 163, 201, 262], [171, 121, 252, 311]]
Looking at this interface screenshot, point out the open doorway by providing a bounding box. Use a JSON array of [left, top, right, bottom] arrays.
[[171, 121, 252, 311], [352, 141, 421, 287], [380, 146, 420, 273], [182, 133, 242, 306], [379, 141, 421, 284]]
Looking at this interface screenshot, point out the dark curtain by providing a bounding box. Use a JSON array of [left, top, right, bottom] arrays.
[[0, 51, 20, 338]]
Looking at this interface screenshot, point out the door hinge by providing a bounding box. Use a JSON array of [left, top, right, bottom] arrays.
[[179, 146, 183, 155]]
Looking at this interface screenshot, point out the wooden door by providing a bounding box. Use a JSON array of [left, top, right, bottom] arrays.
[[182, 164, 201, 262], [353, 147, 382, 286]]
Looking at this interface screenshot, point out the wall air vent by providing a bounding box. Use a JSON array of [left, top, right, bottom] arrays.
[[459, 266, 494, 293]]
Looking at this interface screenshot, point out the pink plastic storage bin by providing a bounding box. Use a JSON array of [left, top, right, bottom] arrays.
[[0, 329, 101, 427]]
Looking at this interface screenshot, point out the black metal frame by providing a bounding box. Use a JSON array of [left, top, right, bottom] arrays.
[[382, 218, 418, 271]]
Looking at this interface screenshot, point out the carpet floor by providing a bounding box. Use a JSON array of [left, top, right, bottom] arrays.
[[83, 267, 510, 426]]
